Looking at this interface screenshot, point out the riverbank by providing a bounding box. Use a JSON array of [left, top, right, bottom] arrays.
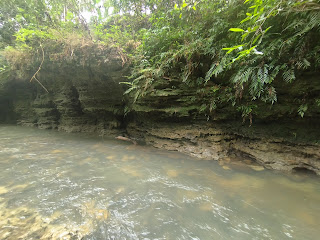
[[0, 76, 320, 175], [125, 120, 320, 175], [1, 42, 319, 176]]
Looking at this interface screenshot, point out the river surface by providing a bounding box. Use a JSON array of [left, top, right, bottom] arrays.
[[0, 125, 319, 240]]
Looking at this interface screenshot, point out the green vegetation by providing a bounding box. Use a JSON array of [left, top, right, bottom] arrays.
[[1, 0, 319, 121]]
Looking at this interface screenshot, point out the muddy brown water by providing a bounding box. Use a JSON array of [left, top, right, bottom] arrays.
[[0, 125, 319, 239]]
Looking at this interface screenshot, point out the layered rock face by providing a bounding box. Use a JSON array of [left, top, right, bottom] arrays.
[[1, 51, 319, 175], [1, 48, 127, 135], [125, 72, 320, 175], [127, 121, 320, 175]]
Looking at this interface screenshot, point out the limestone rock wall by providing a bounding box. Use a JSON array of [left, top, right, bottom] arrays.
[[123, 71, 320, 175], [1, 48, 128, 135], [1, 48, 319, 175], [127, 121, 320, 175]]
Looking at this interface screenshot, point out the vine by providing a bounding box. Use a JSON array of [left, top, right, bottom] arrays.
[[29, 43, 49, 93]]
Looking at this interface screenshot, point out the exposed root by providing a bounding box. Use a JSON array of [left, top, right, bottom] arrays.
[[34, 76, 49, 93], [30, 43, 49, 93]]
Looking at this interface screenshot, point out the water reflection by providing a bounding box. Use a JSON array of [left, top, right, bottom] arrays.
[[0, 125, 319, 240]]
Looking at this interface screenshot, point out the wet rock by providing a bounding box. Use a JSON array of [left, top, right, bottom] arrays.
[[127, 121, 320, 175], [166, 169, 179, 177], [292, 167, 317, 176], [249, 165, 265, 171], [0, 186, 9, 195], [0, 198, 109, 240]]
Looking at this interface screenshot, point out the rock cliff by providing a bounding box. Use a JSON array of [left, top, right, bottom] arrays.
[[127, 121, 320, 175], [0, 46, 127, 135], [124, 71, 320, 175], [0, 49, 319, 175]]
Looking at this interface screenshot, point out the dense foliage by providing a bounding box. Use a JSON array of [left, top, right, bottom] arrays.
[[1, 0, 320, 121]]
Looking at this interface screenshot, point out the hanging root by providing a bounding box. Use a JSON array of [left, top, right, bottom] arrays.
[[34, 76, 49, 93], [30, 43, 49, 93]]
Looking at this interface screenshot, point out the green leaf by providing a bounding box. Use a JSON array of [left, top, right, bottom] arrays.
[[298, 104, 308, 118], [229, 28, 245, 32], [264, 26, 272, 33], [223, 44, 244, 54], [247, 45, 257, 53], [240, 16, 252, 24], [252, 34, 261, 45], [241, 32, 249, 41]]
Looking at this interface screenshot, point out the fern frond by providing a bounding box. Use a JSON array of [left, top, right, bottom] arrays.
[[282, 67, 296, 83]]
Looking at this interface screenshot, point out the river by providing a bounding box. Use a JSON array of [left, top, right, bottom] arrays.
[[0, 125, 319, 239]]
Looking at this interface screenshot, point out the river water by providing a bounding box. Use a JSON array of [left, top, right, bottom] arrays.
[[0, 125, 319, 240]]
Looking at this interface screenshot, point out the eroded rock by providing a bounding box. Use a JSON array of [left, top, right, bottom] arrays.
[[127, 121, 320, 175]]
